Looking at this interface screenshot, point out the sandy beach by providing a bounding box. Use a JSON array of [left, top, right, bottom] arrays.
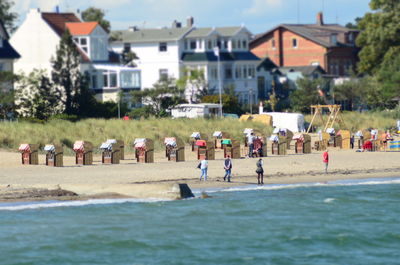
[[1, 139, 399, 202]]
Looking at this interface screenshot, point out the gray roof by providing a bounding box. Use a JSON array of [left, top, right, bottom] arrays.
[[252, 23, 357, 48], [185, 26, 244, 38], [279, 66, 326, 76], [112, 27, 192, 43]]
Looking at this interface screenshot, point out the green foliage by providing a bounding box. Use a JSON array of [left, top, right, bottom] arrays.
[[16, 69, 60, 120], [333, 77, 366, 111], [0, 71, 17, 119], [356, 0, 400, 74], [128, 105, 154, 119], [0, 0, 18, 33], [82, 7, 111, 33], [51, 30, 92, 115], [345, 17, 362, 29], [177, 68, 208, 103], [201, 94, 243, 115], [290, 78, 325, 113], [131, 77, 186, 117]]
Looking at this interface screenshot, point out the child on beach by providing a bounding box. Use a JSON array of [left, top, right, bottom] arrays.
[[256, 158, 264, 185], [223, 155, 232, 182], [323, 150, 329, 174], [199, 158, 208, 181]]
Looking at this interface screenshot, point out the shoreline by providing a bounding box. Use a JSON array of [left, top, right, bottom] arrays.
[[1, 148, 399, 203]]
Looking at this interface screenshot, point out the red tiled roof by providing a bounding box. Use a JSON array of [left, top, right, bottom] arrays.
[[41, 12, 81, 36], [66, 22, 98, 36]]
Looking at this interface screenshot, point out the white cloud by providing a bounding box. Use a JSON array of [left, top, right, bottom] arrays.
[[243, 0, 283, 16]]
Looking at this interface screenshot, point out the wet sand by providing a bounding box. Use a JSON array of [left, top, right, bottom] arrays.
[[1, 143, 399, 202]]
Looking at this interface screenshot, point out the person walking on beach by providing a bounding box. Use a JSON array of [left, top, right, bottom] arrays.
[[199, 158, 208, 181], [248, 132, 255, 158], [256, 158, 264, 185], [323, 149, 329, 174], [223, 155, 232, 182]]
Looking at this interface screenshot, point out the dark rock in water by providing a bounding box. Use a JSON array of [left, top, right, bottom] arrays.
[[171, 184, 194, 199]]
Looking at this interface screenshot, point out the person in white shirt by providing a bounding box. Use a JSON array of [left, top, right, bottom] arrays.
[[248, 133, 255, 158], [199, 158, 208, 181]]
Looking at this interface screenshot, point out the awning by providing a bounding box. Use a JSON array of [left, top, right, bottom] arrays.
[[18, 144, 30, 152], [92, 64, 140, 72]]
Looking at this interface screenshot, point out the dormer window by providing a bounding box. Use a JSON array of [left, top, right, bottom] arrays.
[[242, 40, 247, 49], [190, 40, 197, 50], [330, 34, 337, 45], [0, 37, 3, 48], [159, 42, 167, 52], [73, 37, 89, 54], [292, 38, 298, 48], [348, 33, 354, 43], [207, 40, 212, 50]]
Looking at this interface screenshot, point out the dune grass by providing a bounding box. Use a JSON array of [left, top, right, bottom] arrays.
[[0, 118, 272, 154], [1, 111, 398, 155], [305, 111, 398, 132]]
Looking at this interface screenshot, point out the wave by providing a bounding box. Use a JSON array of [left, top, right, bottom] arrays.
[[194, 177, 400, 194], [0, 198, 172, 211]]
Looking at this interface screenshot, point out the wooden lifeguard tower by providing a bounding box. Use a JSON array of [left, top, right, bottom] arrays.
[[307, 105, 346, 133]]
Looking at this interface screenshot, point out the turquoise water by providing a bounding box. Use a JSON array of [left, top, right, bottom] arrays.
[[1, 178, 400, 265]]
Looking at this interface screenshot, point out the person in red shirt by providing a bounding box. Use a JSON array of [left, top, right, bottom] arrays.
[[323, 149, 329, 174]]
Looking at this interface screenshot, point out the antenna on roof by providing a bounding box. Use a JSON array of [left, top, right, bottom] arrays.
[[297, 0, 300, 24]]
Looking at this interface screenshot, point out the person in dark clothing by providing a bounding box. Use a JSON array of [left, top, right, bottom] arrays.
[[223, 155, 232, 182], [350, 135, 355, 149], [256, 158, 264, 185]]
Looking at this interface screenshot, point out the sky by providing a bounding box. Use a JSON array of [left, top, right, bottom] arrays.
[[12, 0, 371, 34]]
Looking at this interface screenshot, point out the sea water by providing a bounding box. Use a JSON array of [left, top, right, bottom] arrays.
[[1, 178, 400, 265]]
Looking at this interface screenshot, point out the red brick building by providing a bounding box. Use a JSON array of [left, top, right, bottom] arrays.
[[250, 13, 359, 76]]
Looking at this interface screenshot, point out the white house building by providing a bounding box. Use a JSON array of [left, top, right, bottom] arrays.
[[110, 18, 260, 105], [10, 8, 140, 103], [0, 20, 20, 91]]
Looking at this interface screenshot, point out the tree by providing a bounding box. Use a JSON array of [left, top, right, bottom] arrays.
[[345, 17, 362, 30], [0, 71, 17, 119], [16, 70, 60, 120], [333, 77, 365, 111], [82, 7, 111, 33], [202, 94, 242, 115], [290, 78, 325, 113], [356, 0, 400, 74], [51, 30, 89, 115], [0, 0, 18, 33], [131, 77, 186, 117], [177, 68, 208, 103]]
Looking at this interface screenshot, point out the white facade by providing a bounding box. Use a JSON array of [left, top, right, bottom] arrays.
[[111, 40, 182, 89], [10, 9, 60, 75], [10, 9, 141, 103], [110, 23, 260, 105]]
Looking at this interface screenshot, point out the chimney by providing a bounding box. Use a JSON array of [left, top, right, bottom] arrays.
[[316, 12, 324, 26], [55, 5, 60, 13], [187, 16, 194, 28]]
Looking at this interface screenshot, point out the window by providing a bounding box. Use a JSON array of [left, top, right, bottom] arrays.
[[159, 42, 167, 52], [232, 40, 236, 49], [123, 43, 131, 53], [0, 37, 3, 48], [80, 38, 87, 45], [348, 33, 354, 43], [224, 65, 232, 79], [292, 38, 298, 48], [217, 39, 221, 49], [242, 40, 247, 49], [103, 71, 118, 88], [110, 72, 117, 87], [184, 40, 188, 50], [330, 34, 337, 45], [271, 39, 276, 49], [248, 65, 255, 78], [91, 74, 97, 89], [190, 40, 197, 50], [235, 66, 242, 79], [243, 65, 248, 78], [0, 63, 4, 71], [159, 69, 168, 80], [224, 39, 228, 49], [198, 39, 202, 49], [208, 40, 212, 50], [237, 40, 241, 49]]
